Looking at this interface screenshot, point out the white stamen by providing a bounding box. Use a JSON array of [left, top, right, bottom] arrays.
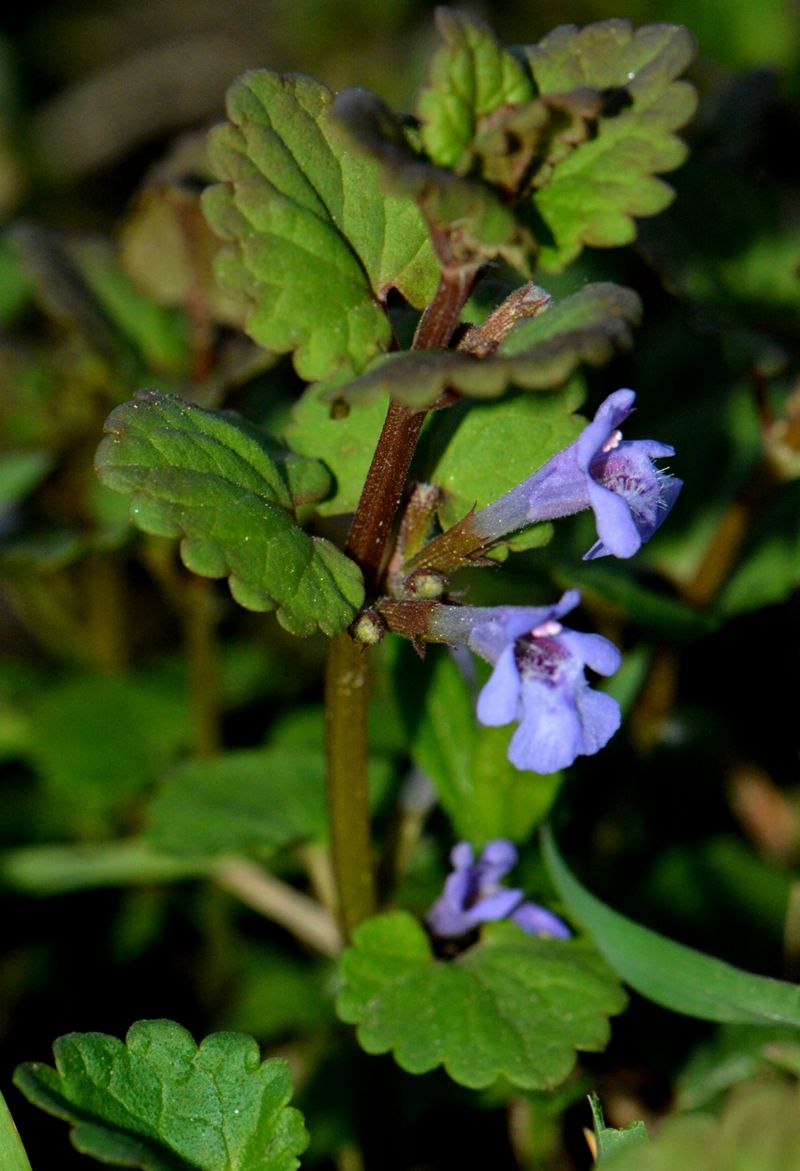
[[601, 429, 623, 453], [531, 619, 562, 638]]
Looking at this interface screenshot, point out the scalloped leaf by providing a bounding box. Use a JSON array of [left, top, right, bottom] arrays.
[[95, 390, 363, 636], [416, 10, 605, 199], [203, 70, 439, 380], [331, 86, 532, 272], [13, 1020, 308, 1171], [523, 20, 697, 271], [326, 283, 640, 409], [417, 8, 535, 171], [336, 912, 626, 1090]]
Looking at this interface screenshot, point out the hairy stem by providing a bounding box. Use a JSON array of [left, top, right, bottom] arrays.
[[345, 268, 475, 593], [324, 266, 475, 938], [345, 402, 427, 596]]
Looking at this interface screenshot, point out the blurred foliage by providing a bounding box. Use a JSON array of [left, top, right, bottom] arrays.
[[0, 1, 799, 1168]]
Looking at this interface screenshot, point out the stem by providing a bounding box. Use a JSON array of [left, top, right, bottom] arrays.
[[325, 633, 374, 938], [215, 857, 341, 957], [344, 402, 426, 596], [325, 266, 476, 939], [345, 267, 476, 594]]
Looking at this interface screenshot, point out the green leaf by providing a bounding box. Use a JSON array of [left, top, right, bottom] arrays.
[[423, 380, 585, 530], [588, 1093, 648, 1162], [146, 747, 328, 856], [13, 1020, 308, 1171], [0, 840, 215, 895], [542, 826, 800, 1027], [336, 913, 626, 1090], [146, 744, 393, 856], [602, 1080, 800, 1171], [405, 648, 562, 844], [96, 389, 363, 636], [523, 21, 697, 270], [25, 672, 189, 832], [0, 1091, 32, 1171], [203, 71, 438, 380], [416, 10, 604, 200], [331, 86, 532, 272], [417, 8, 535, 171], [0, 450, 52, 508], [328, 283, 640, 409], [284, 383, 387, 517]]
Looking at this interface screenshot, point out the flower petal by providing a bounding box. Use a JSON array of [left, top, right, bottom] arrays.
[[507, 681, 583, 773], [476, 644, 521, 726], [576, 389, 636, 470], [559, 630, 622, 677], [574, 686, 621, 756], [511, 901, 572, 939], [586, 477, 643, 558]]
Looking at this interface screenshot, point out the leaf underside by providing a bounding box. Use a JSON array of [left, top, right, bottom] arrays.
[[326, 283, 641, 409]]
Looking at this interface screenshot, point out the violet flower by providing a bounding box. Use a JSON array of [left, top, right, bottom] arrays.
[[425, 839, 570, 942], [428, 590, 621, 774], [469, 389, 681, 559]]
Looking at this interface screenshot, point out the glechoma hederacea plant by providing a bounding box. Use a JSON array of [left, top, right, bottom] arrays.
[[8, 8, 800, 1170]]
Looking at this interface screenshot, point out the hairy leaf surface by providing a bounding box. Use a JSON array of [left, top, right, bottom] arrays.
[[332, 86, 531, 271], [95, 390, 363, 636], [14, 1021, 308, 1171], [203, 71, 438, 380]]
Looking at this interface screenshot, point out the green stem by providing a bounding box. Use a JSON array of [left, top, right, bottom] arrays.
[[325, 632, 374, 938]]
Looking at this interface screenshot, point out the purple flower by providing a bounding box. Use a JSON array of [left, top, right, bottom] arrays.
[[469, 389, 681, 559], [429, 590, 621, 774], [425, 839, 570, 942]]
